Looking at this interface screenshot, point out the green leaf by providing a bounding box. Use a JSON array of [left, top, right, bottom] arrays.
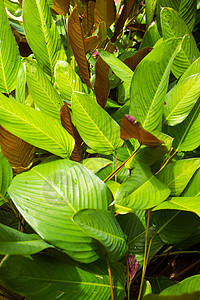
[[82, 157, 112, 173], [149, 276, 175, 294], [143, 291, 200, 300], [71, 92, 123, 155], [182, 168, 200, 197], [0, 93, 74, 158], [0, 254, 126, 300], [139, 21, 161, 49], [152, 197, 200, 217], [25, 60, 63, 120], [115, 163, 171, 210], [130, 38, 181, 132], [8, 158, 113, 263], [55, 60, 84, 101], [98, 50, 134, 85], [15, 64, 26, 104], [179, 57, 200, 82], [23, 0, 66, 77], [161, 275, 200, 296], [0, 223, 53, 255], [145, 0, 157, 27], [156, 158, 200, 196], [0, 153, 12, 205], [73, 209, 128, 261], [0, 0, 21, 94], [161, 8, 199, 78], [163, 74, 200, 126]]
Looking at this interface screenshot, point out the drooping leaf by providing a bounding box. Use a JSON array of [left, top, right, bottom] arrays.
[[0, 254, 126, 300], [120, 114, 165, 147], [139, 21, 161, 49], [71, 91, 123, 155], [55, 60, 84, 102], [0, 125, 35, 173], [23, 0, 66, 77], [68, 5, 91, 88], [0, 152, 12, 205], [60, 104, 82, 162], [0, 0, 21, 94], [94, 42, 114, 108], [0, 223, 53, 255], [94, 0, 116, 30], [161, 8, 199, 78], [52, 0, 70, 15], [8, 159, 113, 263], [129, 38, 181, 132], [0, 93, 74, 158], [115, 163, 170, 211], [73, 209, 128, 261], [163, 74, 200, 126], [25, 60, 63, 120], [156, 158, 200, 196]]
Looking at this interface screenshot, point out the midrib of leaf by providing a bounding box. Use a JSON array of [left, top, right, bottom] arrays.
[[0, 49, 9, 95], [78, 99, 116, 151], [171, 198, 200, 214], [167, 163, 200, 187]]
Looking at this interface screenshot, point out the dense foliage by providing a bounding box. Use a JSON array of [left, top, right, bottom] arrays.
[[0, 0, 200, 299]]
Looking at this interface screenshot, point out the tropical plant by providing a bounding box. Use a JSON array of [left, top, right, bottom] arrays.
[[0, 0, 200, 299]]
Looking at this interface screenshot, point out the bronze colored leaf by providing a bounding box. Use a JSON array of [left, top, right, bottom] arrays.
[[60, 104, 82, 162], [111, 0, 137, 43], [84, 21, 107, 53], [120, 115, 164, 148], [94, 0, 116, 30], [94, 42, 115, 109], [123, 47, 152, 72], [52, 0, 70, 15], [68, 5, 91, 89], [81, 1, 96, 37], [0, 125, 35, 174]]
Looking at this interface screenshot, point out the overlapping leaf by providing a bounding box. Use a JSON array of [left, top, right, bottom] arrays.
[[52, 0, 70, 15], [146, 0, 157, 27], [23, 0, 66, 77], [0, 152, 12, 205], [129, 38, 181, 132], [0, 93, 74, 158], [94, 0, 116, 30], [71, 92, 123, 155], [139, 21, 161, 49], [0, 0, 21, 94], [182, 168, 200, 197], [8, 159, 113, 263]]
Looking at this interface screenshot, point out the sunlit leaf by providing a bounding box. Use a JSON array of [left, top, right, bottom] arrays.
[[0, 152, 12, 205], [123, 47, 152, 72], [94, 0, 116, 30], [52, 0, 70, 15], [82, 157, 112, 173], [146, 0, 157, 27], [139, 21, 161, 49], [144, 291, 200, 300]]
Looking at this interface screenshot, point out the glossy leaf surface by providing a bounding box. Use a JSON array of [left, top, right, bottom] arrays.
[[161, 275, 200, 295]]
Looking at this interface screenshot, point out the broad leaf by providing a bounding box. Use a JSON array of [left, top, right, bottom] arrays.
[[8, 159, 113, 263], [52, 0, 70, 15], [94, 0, 116, 29], [139, 21, 161, 49], [179, 57, 200, 82], [146, 0, 157, 27], [163, 74, 200, 126], [0, 223, 53, 255], [55, 60, 84, 102], [143, 292, 200, 300], [73, 209, 128, 261], [115, 163, 170, 210], [182, 168, 200, 197], [25, 60, 63, 120], [0, 254, 126, 300], [23, 0, 66, 77], [161, 8, 199, 78], [71, 92, 123, 155], [156, 158, 200, 196], [130, 38, 181, 132], [161, 275, 200, 295], [0, 0, 21, 93], [0, 152, 12, 205], [123, 47, 152, 72], [82, 157, 112, 173], [99, 50, 133, 85], [15, 64, 26, 104], [0, 93, 74, 158]]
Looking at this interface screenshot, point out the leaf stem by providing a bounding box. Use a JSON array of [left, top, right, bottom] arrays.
[[105, 253, 114, 300]]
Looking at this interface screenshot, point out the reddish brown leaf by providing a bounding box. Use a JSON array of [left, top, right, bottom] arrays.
[[81, 1, 96, 37], [123, 47, 152, 72], [60, 104, 82, 162], [68, 5, 91, 89], [94, 42, 115, 109], [94, 0, 116, 30], [120, 115, 164, 148], [111, 0, 137, 43], [52, 0, 70, 15], [0, 125, 35, 174], [84, 21, 107, 53]]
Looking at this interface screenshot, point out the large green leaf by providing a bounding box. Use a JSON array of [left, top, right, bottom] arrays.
[[161, 8, 199, 78], [55, 60, 84, 101], [161, 275, 200, 295], [182, 168, 200, 197], [139, 21, 161, 49], [114, 163, 170, 210], [179, 57, 200, 82], [73, 209, 128, 261], [0, 223, 53, 255], [0, 0, 21, 94], [25, 60, 63, 120], [82, 157, 112, 173], [8, 158, 113, 263], [145, 0, 157, 27], [0, 153, 12, 205], [163, 74, 200, 126], [143, 292, 200, 300], [129, 38, 181, 132], [0, 93, 74, 158], [71, 92, 123, 155], [0, 254, 126, 300], [23, 0, 66, 77], [99, 50, 134, 85], [156, 158, 200, 196]]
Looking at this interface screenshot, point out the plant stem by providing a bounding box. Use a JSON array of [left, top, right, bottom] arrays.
[[105, 253, 114, 300]]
